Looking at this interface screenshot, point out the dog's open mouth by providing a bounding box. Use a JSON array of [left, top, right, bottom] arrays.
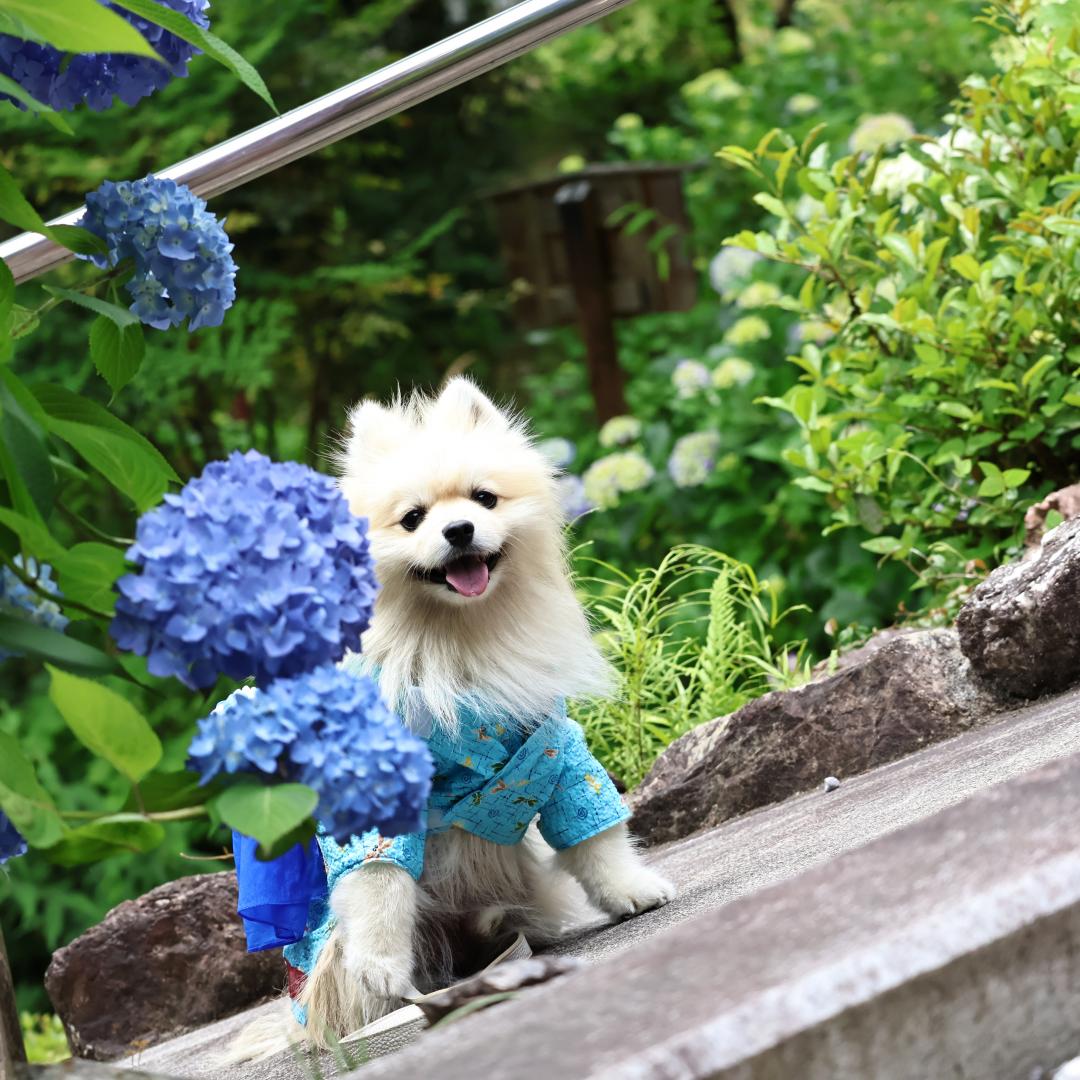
[[415, 551, 502, 597]]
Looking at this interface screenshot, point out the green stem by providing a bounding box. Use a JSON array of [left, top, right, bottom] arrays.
[[56, 501, 134, 547]]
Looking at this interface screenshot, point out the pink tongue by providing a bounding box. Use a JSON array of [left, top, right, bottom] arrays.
[[442, 557, 490, 600], [444, 557, 490, 597]]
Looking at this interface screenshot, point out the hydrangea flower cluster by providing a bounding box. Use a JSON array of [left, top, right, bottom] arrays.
[[0, 812, 27, 864], [712, 357, 755, 390], [849, 112, 916, 155], [582, 451, 654, 510], [668, 432, 721, 489], [556, 474, 594, 521], [708, 246, 761, 297], [81, 175, 236, 331], [0, 557, 68, 661], [188, 666, 434, 842], [111, 450, 377, 689], [537, 437, 576, 470], [0, 0, 209, 113], [736, 281, 782, 310], [724, 315, 771, 347], [672, 359, 710, 399], [598, 415, 642, 449]]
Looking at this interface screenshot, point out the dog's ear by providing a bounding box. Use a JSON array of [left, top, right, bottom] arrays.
[[429, 377, 507, 431], [343, 399, 409, 464]]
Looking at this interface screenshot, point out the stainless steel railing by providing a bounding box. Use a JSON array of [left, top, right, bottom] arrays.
[[0, 0, 635, 284]]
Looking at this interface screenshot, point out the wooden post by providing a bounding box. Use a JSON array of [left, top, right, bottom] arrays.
[[0, 925, 26, 1078], [554, 180, 628, 423]]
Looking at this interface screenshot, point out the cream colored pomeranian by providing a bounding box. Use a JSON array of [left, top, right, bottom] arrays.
[[230, 378, 674, 1059]]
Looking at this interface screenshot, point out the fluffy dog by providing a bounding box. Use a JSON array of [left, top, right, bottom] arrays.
[[231, 378, 674, 1058]]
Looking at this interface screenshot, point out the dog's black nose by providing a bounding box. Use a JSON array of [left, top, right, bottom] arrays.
[[443, 520, 475, 548]]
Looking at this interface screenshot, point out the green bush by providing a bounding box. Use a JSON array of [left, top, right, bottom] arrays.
[[722, 0, 1080, 606]]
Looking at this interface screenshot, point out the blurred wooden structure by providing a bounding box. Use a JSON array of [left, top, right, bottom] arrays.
[[491, 163, 697, 422]]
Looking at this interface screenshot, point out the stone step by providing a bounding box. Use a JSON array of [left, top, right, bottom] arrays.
[[122, 685, 1080, 1079]]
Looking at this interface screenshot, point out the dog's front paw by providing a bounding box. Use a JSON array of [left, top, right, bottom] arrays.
[[340, 939, 416, 1022], [591, 866, 677, 919]]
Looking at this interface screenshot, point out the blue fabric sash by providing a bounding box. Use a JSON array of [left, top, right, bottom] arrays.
[[232, 830, 327, 952]]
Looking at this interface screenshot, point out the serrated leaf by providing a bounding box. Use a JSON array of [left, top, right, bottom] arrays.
[[47, 666, 162, 783], [0, 0, 158, 55], [0, 730, 64, 848], [90, 316, 144, 396], [214, 783, 319, 857], [55, 542, 127, 614], [110, 0, 276, 112], [32, 384, 177, 511]]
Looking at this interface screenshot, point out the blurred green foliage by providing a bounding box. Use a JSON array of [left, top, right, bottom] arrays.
[[1, 0, 996, 1017]]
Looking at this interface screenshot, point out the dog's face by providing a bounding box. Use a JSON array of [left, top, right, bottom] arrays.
[[339, 379, 561, 608]]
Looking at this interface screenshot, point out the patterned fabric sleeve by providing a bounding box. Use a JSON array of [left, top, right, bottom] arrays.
[[322, 826, 427, 887], [536, 720, 630, 850]]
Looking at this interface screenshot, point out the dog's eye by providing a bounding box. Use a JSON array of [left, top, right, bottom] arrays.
[[401, 508, 425, 531], [472, 490, 497, 509]]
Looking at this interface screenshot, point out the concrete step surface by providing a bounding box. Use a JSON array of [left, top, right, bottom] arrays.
[[120, 686, 1080, 1079]]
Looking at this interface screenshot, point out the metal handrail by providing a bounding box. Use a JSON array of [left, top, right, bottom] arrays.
[[0, 0, 635, 284]]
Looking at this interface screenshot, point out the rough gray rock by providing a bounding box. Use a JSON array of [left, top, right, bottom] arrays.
[[630, 628, 1004, 846], [957, 517, 1080, 699], [45, 871, 281, 1062]]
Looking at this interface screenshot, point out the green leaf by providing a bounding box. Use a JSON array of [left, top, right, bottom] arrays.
[[0, 372, 54, 518], [793, 475, 832, 493], [0, 508, 67, 562], [110, 0, 277, 111], [0, 613, 118, 674], [89, 316, 145, 396], [46, 815, 166, 866], [32, 384, 177, 511], [0, 0, 159, 55], [0, 256, 12, 332], [937, 401, 974, 421], [0, 730, 64, 848], [214, 783, 318, 857], [860, 536, 903, 555], [55, 542, 127, 614], [949, 253, 982, 282], [43, 286, 139, 328], [48, 225, 110, 258], [1002, 468, 1031, 489], [0, 159, 50, 236], [0, 73, 73, 133], [977, 460, 1005, 498], [1021, 353, 1057, 391], [124, 770, 209, 813], [47, 666, 162, 783]]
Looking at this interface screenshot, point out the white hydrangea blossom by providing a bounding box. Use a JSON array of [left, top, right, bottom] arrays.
[[724, 315, 771, 346], [712, 357, 755, 389], [672, 359, 711, 398], [708, 246, 762, 296], [598, 414, 643, 449], [537, 437, 576, 469], [583, 451, 655, 509], [849, 112, 916, 154], [668, 432, 721, 488], [736, 281, 782, 309]]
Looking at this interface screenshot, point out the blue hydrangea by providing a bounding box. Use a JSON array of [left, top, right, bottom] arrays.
[[0, 812, 27, 864], [0, 557, 68, 661], [668, 431, 721, 488], [110, 450, 378, 689], [80, 175, 236, 332], [556, 474, 593, 521], [188, 666, 434, 842], [0, 0, 209, 113]]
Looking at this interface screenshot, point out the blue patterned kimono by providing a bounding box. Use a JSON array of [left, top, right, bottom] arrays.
[[233, 691, 628, 1023]]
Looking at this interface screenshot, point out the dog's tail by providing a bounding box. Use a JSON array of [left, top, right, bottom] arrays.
[[221, 999, 305, 1065]]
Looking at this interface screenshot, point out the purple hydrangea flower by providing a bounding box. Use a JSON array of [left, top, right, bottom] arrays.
[[556, 474, 594, 521], [0, 0, 209, 113], [110, 450, 378, 689], [0, 557, 68, 662], [0, 812, 27, 864], [80, 175, 236, 331], [188, 666, 434, 842]]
